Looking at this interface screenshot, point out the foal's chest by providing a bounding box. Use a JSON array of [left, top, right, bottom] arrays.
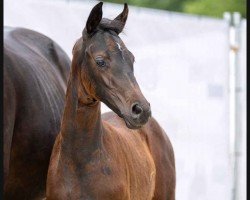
[[84, 130, 156, 200]]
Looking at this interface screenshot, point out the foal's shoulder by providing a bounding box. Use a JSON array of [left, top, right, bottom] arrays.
[[142, 117, 175, 160]]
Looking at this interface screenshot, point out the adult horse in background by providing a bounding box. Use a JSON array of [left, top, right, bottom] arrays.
[[4, 27, 70, 199], [47, 2, 175, 200]]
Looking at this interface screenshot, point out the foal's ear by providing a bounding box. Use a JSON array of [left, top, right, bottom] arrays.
[[113, 3, 129, 34], [86, 2, 103, 34]]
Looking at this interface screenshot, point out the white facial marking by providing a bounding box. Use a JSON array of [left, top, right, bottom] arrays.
[[116, 42, 122, 51], [116, 42, 124, 60]]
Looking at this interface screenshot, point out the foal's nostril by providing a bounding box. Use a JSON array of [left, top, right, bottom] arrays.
[[132, 103, 143, 115]]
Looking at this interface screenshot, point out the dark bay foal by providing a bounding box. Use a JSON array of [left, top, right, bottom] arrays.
[[46, 3, 175, 200]]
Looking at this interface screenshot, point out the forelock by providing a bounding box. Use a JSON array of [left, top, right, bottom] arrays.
[[98, 18, 124, 34]]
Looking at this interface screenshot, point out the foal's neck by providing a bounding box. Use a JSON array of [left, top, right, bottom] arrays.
[[60, 57, 103, 159]]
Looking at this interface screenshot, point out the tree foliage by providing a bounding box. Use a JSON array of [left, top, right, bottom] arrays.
[[103, 0, 246, 18]]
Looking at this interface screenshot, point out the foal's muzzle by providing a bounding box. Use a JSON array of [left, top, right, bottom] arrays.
[[124, 102, 151, 129]]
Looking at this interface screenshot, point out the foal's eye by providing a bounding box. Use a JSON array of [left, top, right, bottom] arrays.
[[95, 57, 106, 68]]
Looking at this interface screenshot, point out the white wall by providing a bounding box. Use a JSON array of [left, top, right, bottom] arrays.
[[5, 0, 245, 199]]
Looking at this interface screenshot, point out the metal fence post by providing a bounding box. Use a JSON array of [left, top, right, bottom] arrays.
[[232, 12, 244, 200], [224, 11, 243, 200]]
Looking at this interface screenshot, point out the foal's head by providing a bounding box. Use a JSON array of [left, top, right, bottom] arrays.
[[73, 2, 151, 129]]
